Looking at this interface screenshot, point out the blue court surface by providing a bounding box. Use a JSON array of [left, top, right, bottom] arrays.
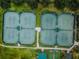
[[41, 13, 57, 29], [3, 12, 19, 44], [40, 30, 56, 45], [19, 29, 35, 44], [58, 14, 74, 30], [4, 12, 19, 28], [40, 13, 74, 47], [3, 29, 18, 44], [3, 12, 74, 47], [38, 52, 47, 59], [20, 13, 36, 29], [3, 12, 36, 45], [57, 31, 73, 46]]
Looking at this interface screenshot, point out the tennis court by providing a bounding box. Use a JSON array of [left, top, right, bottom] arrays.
[[19, 13, 36, 44], [40, 13, 57, 46], [20, 13, 36, 29], [3, 12, 19, 44], [3, 12, 74, 47], [41, 13, 57, 29], [4, 12, 19, 28], [57, 14, 74, 47], [58, 14, 74, 30], [40, 30, 56, 45], [3, 12, 36, 45], [19, 29, 35, 44], [40, 13, 74, 47], [57, 31, 73, 46]]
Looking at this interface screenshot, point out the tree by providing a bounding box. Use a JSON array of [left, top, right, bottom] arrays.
[[54, 0, 65, 10], [31, 1, 38, 9], [12, 0, 24, 5], [58, 0, 79, 11], [39, 0, 51, 7], [69, 0, 79, 11], [25, 0, 38, 9], [1, 0, 11, 9]]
